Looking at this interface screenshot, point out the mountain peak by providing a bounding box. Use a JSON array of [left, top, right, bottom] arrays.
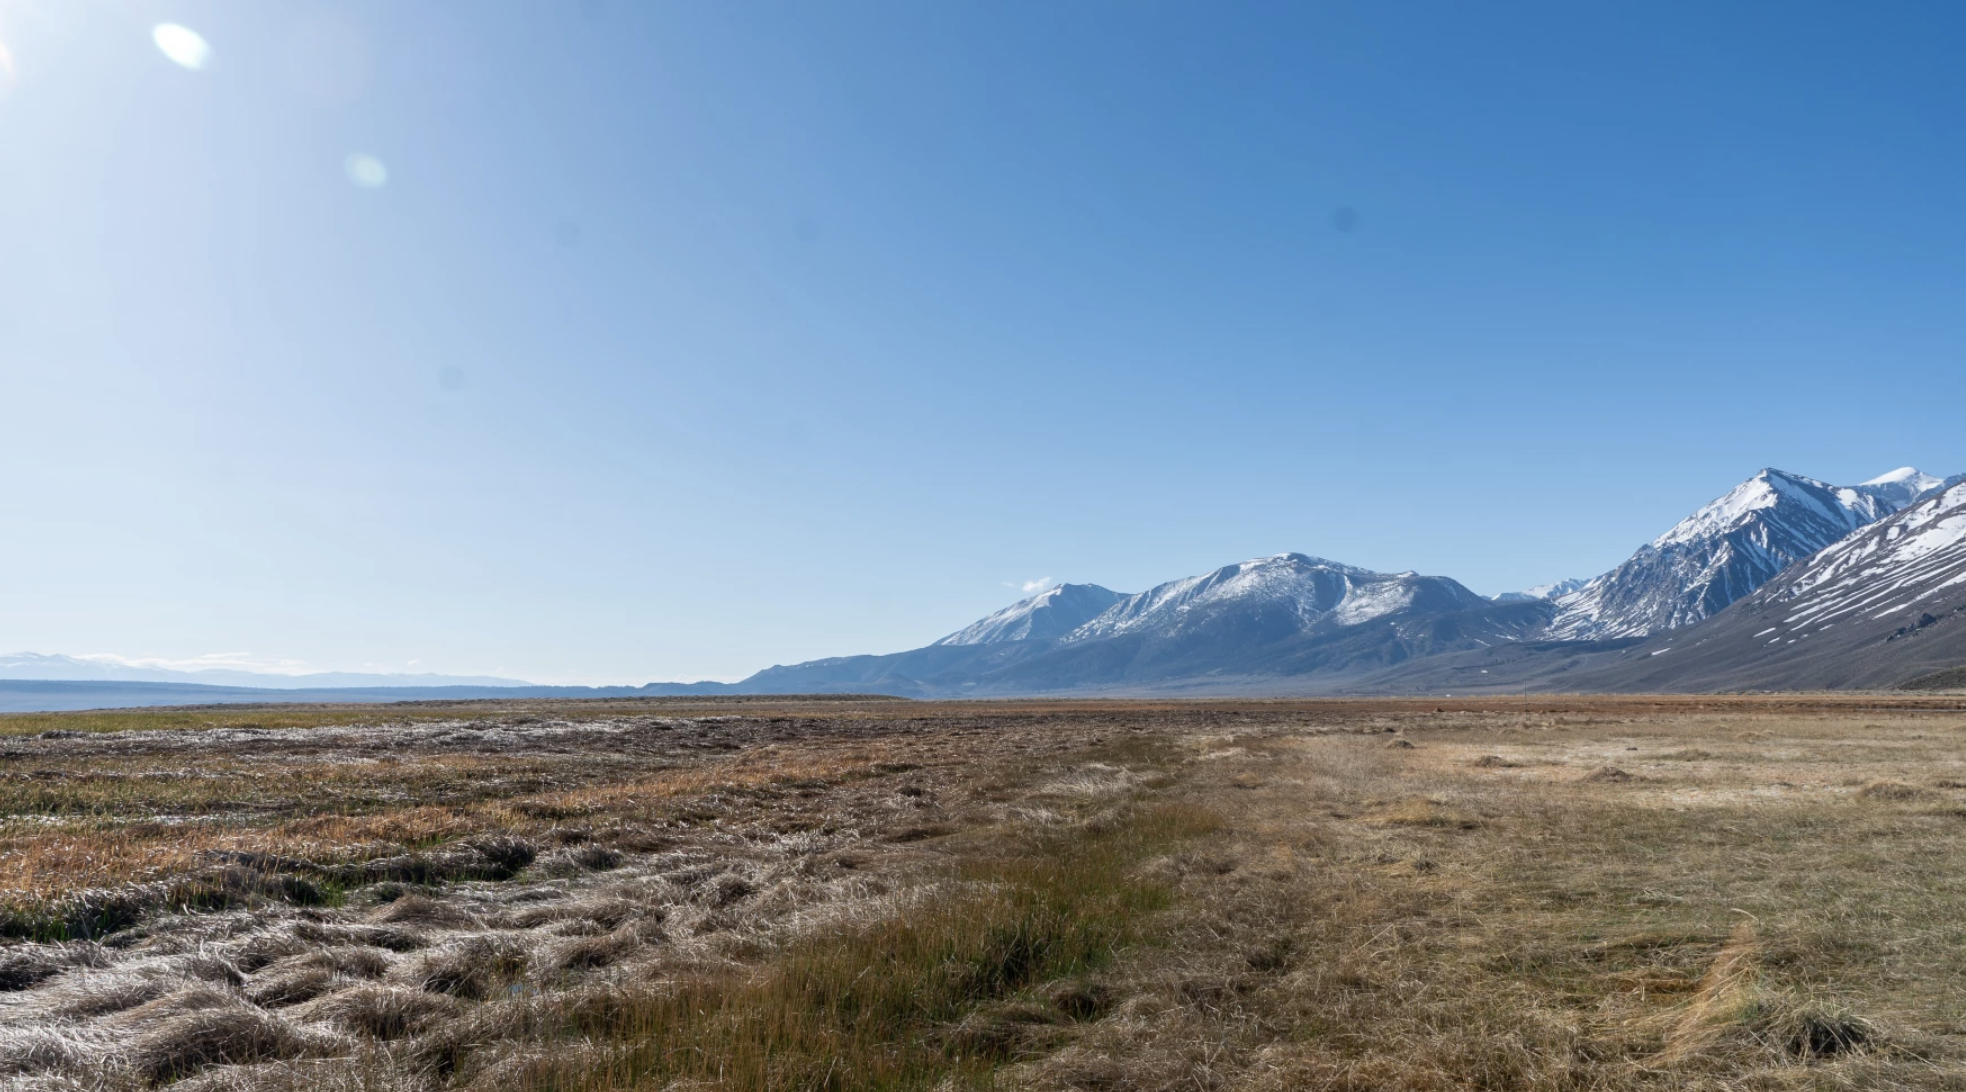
[[1591, 476, 1966, 690], [1494, 578, 1586, 603], [1649, 469, 1818, 550], [1063, 553, 1488, 643], [1854, 467, 1947, 509], [1862, 466, 1934, 486], [1553, 467, 1918, 640], [933, 583, 1126, 646]]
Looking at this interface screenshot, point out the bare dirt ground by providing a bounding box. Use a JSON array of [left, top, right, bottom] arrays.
[[1, 695, 1964, 1090]]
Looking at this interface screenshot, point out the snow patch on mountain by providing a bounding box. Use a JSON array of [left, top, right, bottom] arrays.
[[1493, 579, 1586, 603], [1856, 467, 1948, 510], [1761, 480, 1966, 632], [1649, 469, 1891, 552], [933, 583, 1126, 645], [1064, 554, 1486, 642], [1549, 468, 1935, 640]]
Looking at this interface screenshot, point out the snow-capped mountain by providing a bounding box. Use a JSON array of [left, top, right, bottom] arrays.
[[1742, 477, 1966, 647], [739, 465, 1963, 698], [933, 584, 1125, 645], [1547, 468, 1935, 640], [1064, 554, 1488, 642], [1492, 579, 1586, 603], [1569, 478, 1966, 691], [1852, 466, 1949, 510], [739, 554, 1531, 697]]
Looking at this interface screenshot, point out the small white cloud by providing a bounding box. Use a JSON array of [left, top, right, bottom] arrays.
[[153, 24, 212, 71], [344, 153, 387, 189], [407, 659, 421, 666], [1020, 578, 1054, 594]]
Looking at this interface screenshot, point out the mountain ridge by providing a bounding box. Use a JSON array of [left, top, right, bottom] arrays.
[[1545, 467, 1932, 641], [731, 554, 1540, 697], [7, 464, 1963, 710], [722, 465, 1962, 698]]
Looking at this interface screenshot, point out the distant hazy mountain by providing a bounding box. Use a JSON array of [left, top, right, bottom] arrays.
[[1492, 578, 1587, 603], [1852, 466, 1949, 510], [933, 584, 1126, 645], [1546, 468, 1937, 641], [0, 653, 532, 690]]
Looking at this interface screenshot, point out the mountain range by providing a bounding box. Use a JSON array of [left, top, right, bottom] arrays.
[[12, 465, 1966, 707], [721, 465, 1966, 697], [1543, 467, 1944, 640], [1566, 474, 1966, 691]]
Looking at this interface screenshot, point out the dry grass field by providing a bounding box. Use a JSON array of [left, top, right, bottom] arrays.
[[1, 694, 1964, 1090]]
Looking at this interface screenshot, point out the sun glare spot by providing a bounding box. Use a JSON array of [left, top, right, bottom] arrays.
[[0, 40, 15, 102], [344, 153, 388, 189], [153, 24, 212, 71]]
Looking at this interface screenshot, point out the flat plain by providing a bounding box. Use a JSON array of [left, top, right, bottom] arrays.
[[1, 694, 1964, 1090]]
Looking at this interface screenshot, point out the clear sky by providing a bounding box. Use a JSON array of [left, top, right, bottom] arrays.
[[3, 2, 1963, 684]]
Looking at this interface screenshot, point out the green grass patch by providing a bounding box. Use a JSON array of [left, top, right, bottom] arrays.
[[508, 800, 1221, 1091]]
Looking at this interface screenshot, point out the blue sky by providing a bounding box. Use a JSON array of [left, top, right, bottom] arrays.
[[2, 1, 1963, 684]]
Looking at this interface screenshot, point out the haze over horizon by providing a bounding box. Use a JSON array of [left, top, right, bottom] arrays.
[[4, 2, 1964, 685]]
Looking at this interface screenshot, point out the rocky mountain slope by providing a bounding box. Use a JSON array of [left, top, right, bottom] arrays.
[[1546, 468, 1941, 641], [1575, 476, 1966, 690], [737, 467, 1966, 698], [1328, 475, 1966, 695]]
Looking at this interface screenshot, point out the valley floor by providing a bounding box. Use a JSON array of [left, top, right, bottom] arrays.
[[1, 695, 1964, 1090]]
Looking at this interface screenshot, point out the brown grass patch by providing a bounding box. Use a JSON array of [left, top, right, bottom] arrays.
[[1857, 779, 1935, 801], [1369, 796, 1480, 829]]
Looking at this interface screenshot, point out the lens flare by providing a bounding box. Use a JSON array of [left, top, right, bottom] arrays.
[[152, 24, 212, 71], [0, 39, 17, 101], [344, 153, 388, 189]]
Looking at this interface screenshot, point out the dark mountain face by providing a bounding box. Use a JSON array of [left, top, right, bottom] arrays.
[[1548, 468, 1928, 641]]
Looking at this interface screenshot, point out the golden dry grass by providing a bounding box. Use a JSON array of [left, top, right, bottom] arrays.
[[1012, 702, 1966, 1091]]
